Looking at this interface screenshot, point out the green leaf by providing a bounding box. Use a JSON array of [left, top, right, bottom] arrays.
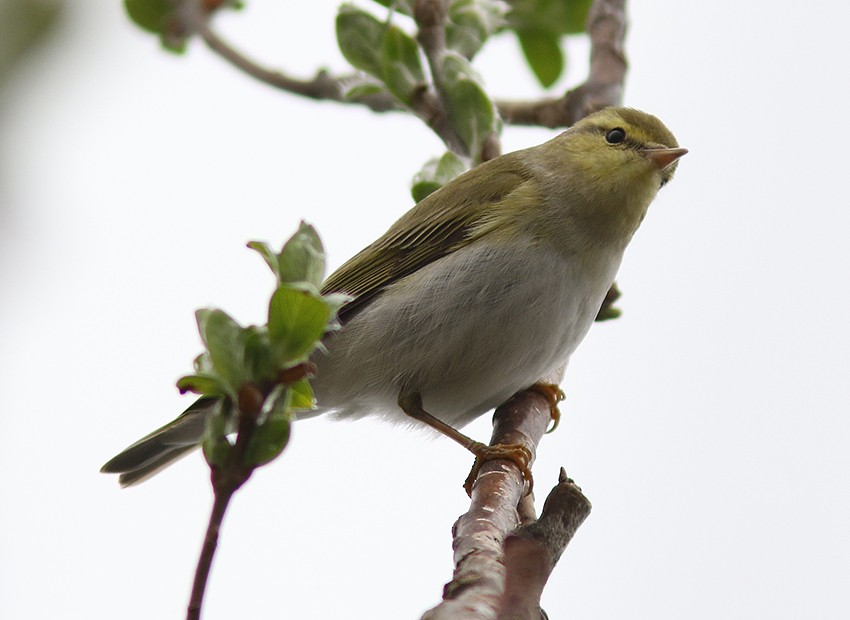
[[246, 241, 281, 281], [336, 4, 386, 79], [506, 0, 591, 85], [371, 0, 413, 15], [448, 81, 495, 159], [517, 28, 563, 87], [249, 222, 327, 291], [445, 0, 507, 58], [123, 0, 188, 53], [195, 308, 248, 394], [440, 53, 496, 157], [202, 400, 233, 468], [124, 0, 172, 33], [560, 0, 592, 35], [441, 53, 496, 159], [289, 378, 316, 410], [244, 413, 291, 467], [321, 292, 352, 317], [268, 286, 331, 364], [176, 373, 230, 397], [441, 50, 481, 83], [277, 222, 326, 289], [411, 151, 468, 202], [242, 325, 277, 384], [379, 25, 425, 104], [0, 0, 62, 82], [595, 306, 622, 321], [343, 81, 387, 100], [507, 0, 590, 35], [245, 387, 292, 466]]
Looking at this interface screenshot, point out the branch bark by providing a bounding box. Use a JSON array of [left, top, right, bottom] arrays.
[[498, 0, 628, 126], [498, 469, 592, 620], [421, 387, 551, 620]]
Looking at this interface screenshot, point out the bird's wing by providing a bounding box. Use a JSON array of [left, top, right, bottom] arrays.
[[321, 157, 534, 322]]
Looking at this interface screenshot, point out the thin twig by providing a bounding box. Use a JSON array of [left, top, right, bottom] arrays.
[[181, 0, 626, 134], [412, 0, 469, 155], [187, 483, 236, 619], [186, 385, 262, 619]]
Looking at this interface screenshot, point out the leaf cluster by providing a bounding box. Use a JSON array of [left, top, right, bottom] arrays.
[[177, 223, 346, 469]]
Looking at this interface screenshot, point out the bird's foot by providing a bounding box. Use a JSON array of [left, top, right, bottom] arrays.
[[527, 382, 565, 433], [464, 441, 534, 496]]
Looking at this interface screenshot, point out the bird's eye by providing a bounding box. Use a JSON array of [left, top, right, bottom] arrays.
[[605, 128, 626, 144]]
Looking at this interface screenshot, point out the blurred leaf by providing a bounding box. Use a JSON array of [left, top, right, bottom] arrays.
[[595, 306, 622, 321], [508, 0, 590, 35], [245, 385, 292, 466], [242, 325, 276, 383], [342, 81, 387, 100], [0, 0, 63, 83], [246, 241, 280, 280], [445, 0, 507, 58], [123, 0, 187, 53], [380, 24, 425, 104], [124, 0, 244, 53], [595, 283, 622, 322], [441, 50, 482, 83], [289, 378, 316, 410], [268, 286, 331, 364], [320, 292, 352, 335], [517, 28, 563, 87], [506, 0, 591, 86], [336, 4, 385, 79], [124, 0, 171, 32], [411, 151, 468, 201], [176, 373, 230, 397], [202, 400, 232, 468], [559, 0, 591, 34], [371, 0, 413, 15], [244, 412, 291, 466]]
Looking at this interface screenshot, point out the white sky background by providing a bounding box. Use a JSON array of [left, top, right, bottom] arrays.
[[1, 1, 849, 618]]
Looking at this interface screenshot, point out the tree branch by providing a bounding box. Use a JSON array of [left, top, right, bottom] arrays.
[[498, 0, 628, 126], [180, 0, 626, 133], [498, 469, 592, 620], [420, 386, 554, 620], [412, 0, 471, 156]]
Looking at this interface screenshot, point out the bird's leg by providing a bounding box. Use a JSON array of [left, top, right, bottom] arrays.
[[398, 391, 533, 495], [526, 382, 565, 433]]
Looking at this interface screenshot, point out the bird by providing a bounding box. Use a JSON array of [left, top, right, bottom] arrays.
[[101, 107, 686, 489]]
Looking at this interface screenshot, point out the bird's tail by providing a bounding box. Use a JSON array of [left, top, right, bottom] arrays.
[[100, 397, 217, 487]]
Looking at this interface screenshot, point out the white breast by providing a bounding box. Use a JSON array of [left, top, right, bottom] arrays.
[[311, 235, 624, 428]]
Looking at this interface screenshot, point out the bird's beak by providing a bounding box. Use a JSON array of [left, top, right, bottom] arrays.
[[643, 147, 688, 170]]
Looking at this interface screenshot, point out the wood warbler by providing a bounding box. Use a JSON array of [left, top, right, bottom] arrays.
[[102, 107, 686, 488]]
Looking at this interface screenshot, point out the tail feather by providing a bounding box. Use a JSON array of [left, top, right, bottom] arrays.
[[101, 397, 217, 486], [116, 445, 199, 487]]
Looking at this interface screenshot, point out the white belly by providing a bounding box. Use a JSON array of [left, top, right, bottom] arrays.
[[311, 236, 623, 427]]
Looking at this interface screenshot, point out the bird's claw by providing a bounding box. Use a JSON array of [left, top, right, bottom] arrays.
[[464, 442, 534, 496], [528, 382, 565, 433]]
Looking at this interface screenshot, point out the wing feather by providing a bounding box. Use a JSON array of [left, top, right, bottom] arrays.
[[321, 155, 535, 322]]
